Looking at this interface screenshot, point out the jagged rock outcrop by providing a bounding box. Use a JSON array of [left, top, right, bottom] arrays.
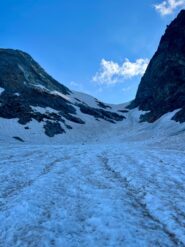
[[130, 10, 185, 123], [0, 49, 70, 94]]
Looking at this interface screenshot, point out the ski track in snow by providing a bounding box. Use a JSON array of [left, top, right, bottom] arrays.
[[0, 143, 185, 246]]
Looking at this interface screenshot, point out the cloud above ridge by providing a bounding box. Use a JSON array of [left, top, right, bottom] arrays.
[[154, 0, 185, 16], [93, 58, 149, 85]]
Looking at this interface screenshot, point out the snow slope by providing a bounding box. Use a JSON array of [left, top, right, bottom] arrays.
[[1, 142, 185, 246], [1, 98, 185, 145]]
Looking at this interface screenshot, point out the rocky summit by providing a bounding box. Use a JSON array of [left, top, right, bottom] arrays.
[[130, 10, 185, 123]]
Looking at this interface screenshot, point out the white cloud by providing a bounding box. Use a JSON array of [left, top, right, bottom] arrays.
[[154, 0, 185, 16], [93, 58, 149, 85]]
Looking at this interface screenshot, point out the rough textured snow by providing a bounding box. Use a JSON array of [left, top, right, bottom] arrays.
[[0, 141, 185, 246]]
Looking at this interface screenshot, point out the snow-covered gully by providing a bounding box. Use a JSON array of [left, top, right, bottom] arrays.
[[0, 143, 185, 246]]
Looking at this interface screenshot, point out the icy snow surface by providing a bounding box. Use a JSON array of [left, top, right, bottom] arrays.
[[1, 140, 185, 246]]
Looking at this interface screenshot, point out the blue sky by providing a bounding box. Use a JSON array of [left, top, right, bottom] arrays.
[[0, 0, 184, 103]]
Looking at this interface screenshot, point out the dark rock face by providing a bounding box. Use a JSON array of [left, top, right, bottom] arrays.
[[43, 121, 65, 137], [130, 10, 185, 123], [95, 100, 111, 109], [0, 49, 69, 94], [78, 103, 125, 123], [13, 136, 25, 142]]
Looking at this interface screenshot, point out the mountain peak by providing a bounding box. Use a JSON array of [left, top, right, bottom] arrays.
[[0, 48, 70, 94], [131, 10, 185, 123]]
